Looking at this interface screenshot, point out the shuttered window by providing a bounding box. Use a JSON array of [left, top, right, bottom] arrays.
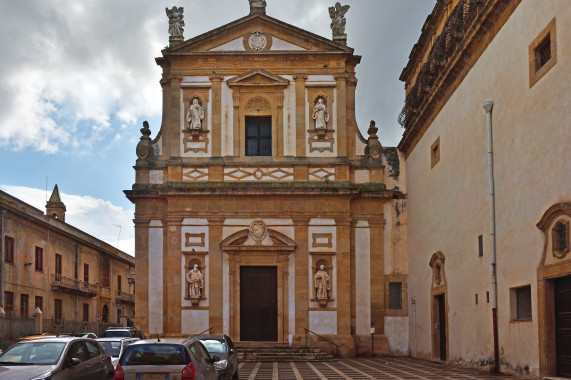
[[389, 282, 402, 309], [516, 286, 532, 320]]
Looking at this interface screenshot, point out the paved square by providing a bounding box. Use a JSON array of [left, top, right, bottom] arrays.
[[237, 357, 512, 379]]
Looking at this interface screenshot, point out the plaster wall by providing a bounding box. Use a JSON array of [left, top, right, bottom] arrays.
[[405, 1, 570, 376]]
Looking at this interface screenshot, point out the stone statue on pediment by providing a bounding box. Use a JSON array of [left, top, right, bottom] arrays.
[[329, 2, 350, 37], [166, 6, 185, 38]]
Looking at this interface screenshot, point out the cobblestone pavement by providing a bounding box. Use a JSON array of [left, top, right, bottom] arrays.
[[237, 357, 512, 379]]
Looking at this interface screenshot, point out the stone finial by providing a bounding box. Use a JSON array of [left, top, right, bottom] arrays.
[[365, 120, 382, 160], [329, 2, 350, 45], [249, 0, 267, 15], [136, 121, 153, 161], [166, 6, 185, 44]]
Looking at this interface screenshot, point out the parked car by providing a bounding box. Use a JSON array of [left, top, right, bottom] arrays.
[[96, 337, 138, 368], [73, 332, 98, 339], [114, 339, 218, 380], [188, 335, 238, 380], [104, 327, 146, 339], [0, 336, 114, 380]]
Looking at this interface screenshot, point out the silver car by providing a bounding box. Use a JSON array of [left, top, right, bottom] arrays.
[[114, 339, 218, 380], [96, 337, 138, 368], [0, 337, 114, 380]]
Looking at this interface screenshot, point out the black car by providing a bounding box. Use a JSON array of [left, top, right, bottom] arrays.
[[187, 335, 238, 380]]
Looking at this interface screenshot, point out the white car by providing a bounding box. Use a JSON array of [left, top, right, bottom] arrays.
[[96, 337, 138, 368]]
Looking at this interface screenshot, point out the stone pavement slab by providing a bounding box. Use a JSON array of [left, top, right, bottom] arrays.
[[237, 357, 514, 379]]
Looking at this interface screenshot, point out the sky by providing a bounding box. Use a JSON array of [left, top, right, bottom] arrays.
[[0, 0, 435, 255]]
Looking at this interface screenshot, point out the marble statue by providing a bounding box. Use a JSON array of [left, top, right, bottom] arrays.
[[314, 265, 331, 301], [185, 98, 205, 130], [328, 2, 350, 37], [166, 6, 185, 38], [312, 98, 329, 130], [186, 264, 204, 298]]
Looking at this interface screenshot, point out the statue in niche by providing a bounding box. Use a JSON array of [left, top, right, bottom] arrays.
[[434, 263, 442, 285], [312, 98, 329, 130], [328, 2, 350, 37], [186, 264, 204, 303], [166, 6, 185, 38], [185, 98, 205, 131], [314, 265, 331, 307]]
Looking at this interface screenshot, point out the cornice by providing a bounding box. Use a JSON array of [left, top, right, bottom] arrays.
[[398, 0, 521, 156]]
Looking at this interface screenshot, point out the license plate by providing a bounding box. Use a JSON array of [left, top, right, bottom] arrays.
[[139, 374, 168, 380]]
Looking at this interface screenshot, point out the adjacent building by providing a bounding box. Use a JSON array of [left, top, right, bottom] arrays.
[[0, 186, 135, 340], [126, 1, 407, 356], [399, 0, 570, 377]]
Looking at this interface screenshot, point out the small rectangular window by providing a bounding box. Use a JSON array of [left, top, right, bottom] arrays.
[[529, 18, 557, 87], [431, 137, 440, 168], [21, 294, 29, 317], [478, 235, 483, 257], [475, 294, 478, 305], [84, 264, 89, 283], [4, 236, 14, 263], [486, 291, 490, 303], [118, 275, 122, 293], [516, 286, 532, 321], [389, 282, 403, 309], [35, 296, 43, 312], [55, 254, 62, 280], [245, 116, 272, 156], [35, 247, 43, 271]]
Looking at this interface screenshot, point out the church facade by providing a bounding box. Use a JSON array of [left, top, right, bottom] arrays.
[[126, 1, 407, 355]]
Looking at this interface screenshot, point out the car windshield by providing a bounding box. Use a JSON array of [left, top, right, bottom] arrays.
[[199, 339, 226, 354], [105, 331, 130, 338], [0, 342, 66, 365], [121, 344, 188, 366], [98, 341, 123, 357]]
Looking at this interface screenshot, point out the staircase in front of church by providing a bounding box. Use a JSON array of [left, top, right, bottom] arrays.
[[236, 343, 336, 362]]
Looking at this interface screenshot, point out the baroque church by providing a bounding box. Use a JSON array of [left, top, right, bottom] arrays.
[[126, 0, 407, 356]]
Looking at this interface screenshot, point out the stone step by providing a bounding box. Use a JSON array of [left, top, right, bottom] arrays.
[[236, 344, 336, 362]]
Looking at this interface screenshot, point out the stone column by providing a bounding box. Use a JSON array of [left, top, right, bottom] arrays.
[[232, 92, 240, 156], [369, 217, 385, 335], [167, 75, 183, 159], [166, 217, 182, 335], [293, 216, 309, 344], [210, 74, 224, 157], [208, 217, 224, 333], [334, 73, 348, 158], [293, 74, 308, 157], [134, 219, 150, 333]]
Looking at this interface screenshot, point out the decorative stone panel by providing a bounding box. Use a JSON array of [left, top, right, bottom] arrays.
[[309, 167, 335, 182], [182, 167, 209, 181], [224, 167, 294, 181]]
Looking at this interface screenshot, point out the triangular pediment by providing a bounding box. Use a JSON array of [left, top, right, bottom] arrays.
[[220, 228, 296, 252], [167, 13, 353, 54], [227, 68, 289, 87]]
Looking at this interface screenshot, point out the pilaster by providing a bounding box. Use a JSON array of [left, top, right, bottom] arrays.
[[294, 74, 308, 157], [276, 92, 284, 157], [335, 216, 352, 335], [293, 216, 310, 343], [134, 219, 150, 333], [334, 73, 348, 158], [208, 216, 225, 333], [232, 92, 240, 156], [369, 217, 385, 334], [167, 75, 182, 158], [210, 74, 224, 157], [346, 76, 358, 159], [166, 216, 182, 334]]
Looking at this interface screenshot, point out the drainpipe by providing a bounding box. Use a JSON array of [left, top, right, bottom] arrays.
[[483, 101, 500, 373]]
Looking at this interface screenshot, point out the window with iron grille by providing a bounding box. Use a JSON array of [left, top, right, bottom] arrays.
[[4, 236, 14, 263], [529, 18, 556, 87], [245, 116, 272, 156], [54, 299, 62, 320], [389, 282, 403, 309], [516, 286, 532, 321], [35, 296, 43, 312], [21, 294, 29, 317], [35, 247, 43, 271]]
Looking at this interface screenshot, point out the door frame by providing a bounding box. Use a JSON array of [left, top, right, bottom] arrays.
[[221, 228, 295, 343], [239, 265, 278, 341], [429, 252, 448, 361]]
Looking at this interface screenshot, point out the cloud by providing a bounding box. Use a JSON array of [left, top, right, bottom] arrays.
[[0, 185, 134, 255]]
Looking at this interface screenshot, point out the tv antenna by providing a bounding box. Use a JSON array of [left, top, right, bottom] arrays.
[[112, 224, 121, 248]]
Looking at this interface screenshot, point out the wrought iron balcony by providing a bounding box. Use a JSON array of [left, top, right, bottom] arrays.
[[51, 274, 99, 298]]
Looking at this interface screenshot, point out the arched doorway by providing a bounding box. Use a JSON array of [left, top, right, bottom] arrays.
[[102, 304, 109, 323], [429, 252, 448, 361]]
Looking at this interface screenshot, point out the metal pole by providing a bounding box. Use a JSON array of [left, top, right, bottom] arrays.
[[411, 297, 417, 357]]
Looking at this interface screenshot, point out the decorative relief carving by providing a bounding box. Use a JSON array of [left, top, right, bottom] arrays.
[[184, 233, 205, 247], [182, 168, 209, 181], [224, 167, 294, 181], [249, 219, 268, 243], [243, 29, 272, 52], [136, 121, 153, 160], [312, 233, 333, 248], [429, 252, 446, 288], [309, 167, 335, 182], [245, 96, 272, 112]]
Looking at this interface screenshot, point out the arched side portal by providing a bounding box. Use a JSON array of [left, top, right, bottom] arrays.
[[220, 227, 296, 342], [429, 251, 448, 361]]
